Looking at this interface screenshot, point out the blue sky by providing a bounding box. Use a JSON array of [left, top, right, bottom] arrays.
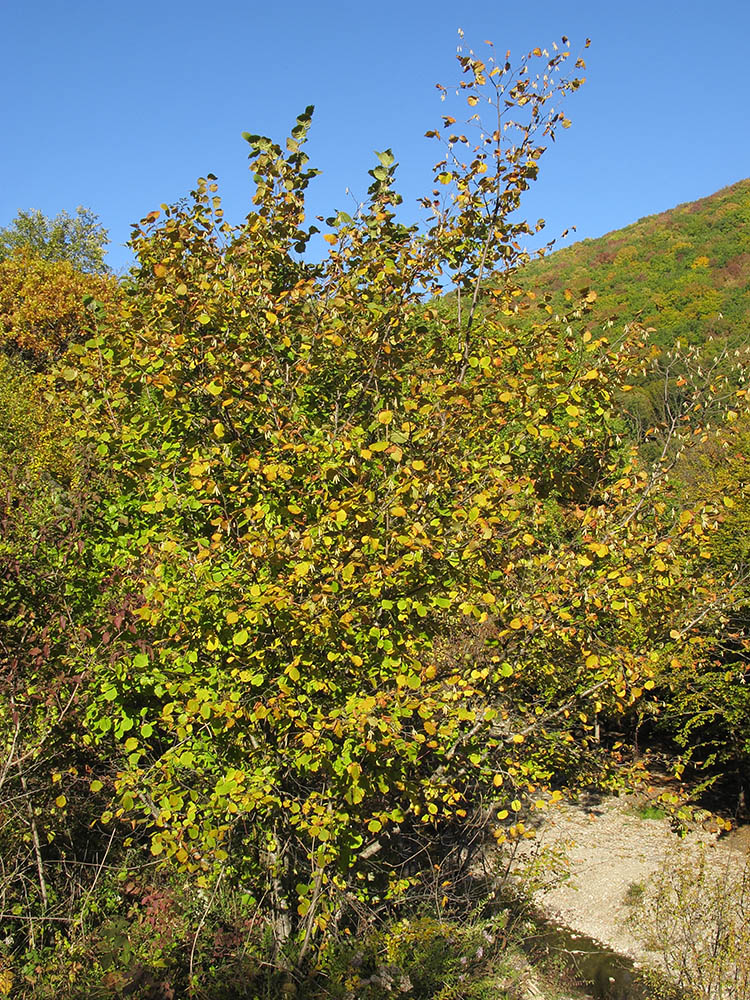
[[1, 1, 748, 272]]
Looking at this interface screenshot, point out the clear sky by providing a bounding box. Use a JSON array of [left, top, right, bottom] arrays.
[[1, 0, 748, 272]]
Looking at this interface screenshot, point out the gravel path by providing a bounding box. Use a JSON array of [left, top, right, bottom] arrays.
[[517, 791, 749, 966]]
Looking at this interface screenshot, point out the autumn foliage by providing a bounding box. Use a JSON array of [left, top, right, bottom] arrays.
[[0, 38, 747, 999], [0, 248, 119, 364]]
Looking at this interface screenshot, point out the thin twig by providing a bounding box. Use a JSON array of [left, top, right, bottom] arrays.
[[188, 861, 227, 988], [18, 765, 47, 910]]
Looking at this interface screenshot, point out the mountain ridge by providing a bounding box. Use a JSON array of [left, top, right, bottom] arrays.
[[522, 176, 750, 351]]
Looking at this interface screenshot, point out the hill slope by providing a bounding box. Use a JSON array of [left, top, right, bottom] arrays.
[[521, 177, 750, 351]]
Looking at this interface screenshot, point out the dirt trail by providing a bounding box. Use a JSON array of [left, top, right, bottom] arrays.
[[518, 791, 749, 965]]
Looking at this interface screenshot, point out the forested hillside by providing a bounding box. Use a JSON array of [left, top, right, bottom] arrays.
[[0, 41, 748, 1000], [522, 177, 750, 352]]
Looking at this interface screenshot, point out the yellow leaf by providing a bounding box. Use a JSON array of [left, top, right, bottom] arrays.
[[323, 233, 338, 245], [509, 618, 523, 630], [390, 506, 407, 517], [0, 965, 14, 996], [585, 654, 599, 668], [153, 263, 167, 277], [377, 409, 393, 424]]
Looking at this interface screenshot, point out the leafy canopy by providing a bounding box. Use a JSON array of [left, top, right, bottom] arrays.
[[0, 251, 119, 365], [0, 206, 110, 274]]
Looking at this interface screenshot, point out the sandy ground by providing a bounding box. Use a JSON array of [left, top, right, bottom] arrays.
[[515, 791, 749, 966]]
